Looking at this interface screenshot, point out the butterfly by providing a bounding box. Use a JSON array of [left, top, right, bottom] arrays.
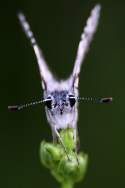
[[8, 4, 112, 154]]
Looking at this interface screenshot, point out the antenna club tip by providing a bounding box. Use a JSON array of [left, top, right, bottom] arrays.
[[8, 105, 19, 111], [100, 97, 113, 103], [109, 97, 113, 101]]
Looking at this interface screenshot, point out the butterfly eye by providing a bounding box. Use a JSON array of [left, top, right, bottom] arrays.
[[69, 95, 76, 107], [45, 97, 52, 109]]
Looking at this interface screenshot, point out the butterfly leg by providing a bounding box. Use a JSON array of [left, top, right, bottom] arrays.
[[51, 128, 58, 143], [54, 127, 70, 161], [73, 128, 79, 165]]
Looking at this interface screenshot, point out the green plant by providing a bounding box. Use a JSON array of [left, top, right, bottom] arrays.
[[40, 128, 88, 188]]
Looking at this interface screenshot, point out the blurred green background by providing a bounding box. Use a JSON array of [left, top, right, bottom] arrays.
[[1, 0, 125, 187]]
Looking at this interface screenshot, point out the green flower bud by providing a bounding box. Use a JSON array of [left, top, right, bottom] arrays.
[[57, 153, 88, 183], [40, 141, 63, 169], [39, 128, 88, 188]]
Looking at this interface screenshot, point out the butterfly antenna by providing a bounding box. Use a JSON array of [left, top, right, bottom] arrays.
[[78, 97, 113, 103], [8, 98, 51, 111]]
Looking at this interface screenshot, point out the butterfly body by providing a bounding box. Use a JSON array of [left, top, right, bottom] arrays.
[[43, 79, 78, 141]]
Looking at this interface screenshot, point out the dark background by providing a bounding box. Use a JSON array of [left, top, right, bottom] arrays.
[[1, 0, 125, 187]]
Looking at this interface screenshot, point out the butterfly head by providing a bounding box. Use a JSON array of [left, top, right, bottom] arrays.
[[44, 90, 77, 115]]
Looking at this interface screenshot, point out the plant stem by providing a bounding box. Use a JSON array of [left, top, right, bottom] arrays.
[[61, 181, 74, 188]]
